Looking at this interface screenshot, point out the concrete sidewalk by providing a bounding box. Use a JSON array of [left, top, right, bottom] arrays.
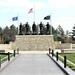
[[0, 54, 65, 75]]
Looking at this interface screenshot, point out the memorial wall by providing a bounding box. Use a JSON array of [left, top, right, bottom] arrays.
[[11, 35, 55, 51]]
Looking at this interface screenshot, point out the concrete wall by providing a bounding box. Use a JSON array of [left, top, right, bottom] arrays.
[[55, 43, 72, 49], [61, 49, 75, 53], [72, 44, 75, 49], [0, 44, 12, 52]]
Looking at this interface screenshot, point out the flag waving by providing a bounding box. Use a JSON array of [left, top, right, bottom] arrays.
[[12, 16, 18, 21], [28, 8, 33, 14], [44, 15, 50, 20]]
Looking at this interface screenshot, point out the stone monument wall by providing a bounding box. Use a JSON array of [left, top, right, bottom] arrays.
[[11, 35, 55, 51], [0, 35, 73, 51]]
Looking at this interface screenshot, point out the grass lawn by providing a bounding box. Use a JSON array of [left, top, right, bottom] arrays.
[[0, 53, 14, 63], [59, 53, 75, 71], [59, 53, 75, 64], [0, 55, 8, 58], [0, 54, 8, 63]]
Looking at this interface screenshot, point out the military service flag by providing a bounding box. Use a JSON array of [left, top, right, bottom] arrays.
[[44, 15, 50, 20], [12, 16, 18, 21]]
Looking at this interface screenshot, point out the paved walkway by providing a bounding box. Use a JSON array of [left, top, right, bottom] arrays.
[[0, 54, 65, 75]]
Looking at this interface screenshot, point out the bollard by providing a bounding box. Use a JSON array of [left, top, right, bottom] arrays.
[[52, 50, 54, 57], [64, 56, 67, 68], [17, 48, 19, 54], [8, 52, 10, 61], [56, 52, 58, 61], [49, 48, 50, 54], [0, 57, 1, 67], [14, 50, 16, 57]]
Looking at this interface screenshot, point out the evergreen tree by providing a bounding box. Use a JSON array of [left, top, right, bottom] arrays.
[[10, 25, 18, 41], [56, 25, 64, 35], [54, 25, 65, 43], [0, 27, 3, 39], [3, 26, 10, 44], [71, 25, 75, 42]]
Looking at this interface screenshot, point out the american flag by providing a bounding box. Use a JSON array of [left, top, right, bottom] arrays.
[[28, 8, 33, 14]]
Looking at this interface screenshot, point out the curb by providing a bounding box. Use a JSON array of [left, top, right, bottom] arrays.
[[0, 54, 20, 72], [47, 53, 69, 75]]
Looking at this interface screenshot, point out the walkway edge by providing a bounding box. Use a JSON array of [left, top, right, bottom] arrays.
[[0, 54, 21, 72], [47, 53, 69, 75]]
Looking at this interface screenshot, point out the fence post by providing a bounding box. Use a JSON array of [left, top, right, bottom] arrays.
[[56, 52, 58, 61], [0, 57, 1, 68], [8, 52, 10, 61], [52, 50, 54, 57], [49, 48, 50, 54], [14, 50, 16, 57], [64, 56, 67, 68]]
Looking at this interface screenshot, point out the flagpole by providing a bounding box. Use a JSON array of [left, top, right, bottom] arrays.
[[34, 4, 35, 22], [17, 14, 19, 35], [50, 13, 52, 35]]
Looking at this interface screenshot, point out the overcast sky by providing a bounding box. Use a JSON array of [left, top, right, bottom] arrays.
[[0, 0, 75, 32]]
